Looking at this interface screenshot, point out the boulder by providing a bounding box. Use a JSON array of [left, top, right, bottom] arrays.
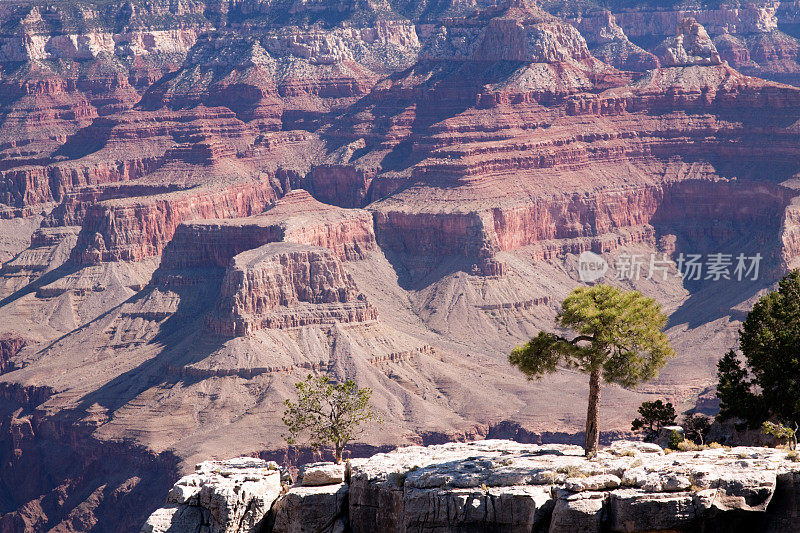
[[299, 462, 346, 486], [606, 440, 664, 456], [141, 505, 206, 533]]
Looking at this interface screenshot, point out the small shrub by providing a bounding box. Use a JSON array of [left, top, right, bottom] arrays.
[[762, 421, 798, 451], [682, 413, 712, 445], [676, 441, 700, 452], [708, 442, 723, 449], [539, 471, 559, 484], [556, 465, 586, 478], [786, 451, 800, 462], [668, 429, 683, 450]]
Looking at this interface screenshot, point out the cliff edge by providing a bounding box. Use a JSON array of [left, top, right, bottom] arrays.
[[143, 439, 800, 532]]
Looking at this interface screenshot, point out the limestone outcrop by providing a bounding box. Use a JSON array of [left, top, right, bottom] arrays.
[[142, 458, 284, 533], [144, 440, 800, 533]]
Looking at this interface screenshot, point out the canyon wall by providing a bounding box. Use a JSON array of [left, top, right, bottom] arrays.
[[2, 2, 800, 532]]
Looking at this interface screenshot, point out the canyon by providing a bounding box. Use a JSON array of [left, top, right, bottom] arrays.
[[1, 0, 800, 531]]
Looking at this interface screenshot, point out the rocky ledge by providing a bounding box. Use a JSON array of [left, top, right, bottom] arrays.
[[143, 439, 800, 533]]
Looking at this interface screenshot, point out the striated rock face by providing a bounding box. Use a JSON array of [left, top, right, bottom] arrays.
[[208, 242, 377, 336], [71, 179, 281, 264], [655, 18, 723, 67], [7, 1, 800, 531], [161, 189, 376, 269], [144, 440, 800, 533]]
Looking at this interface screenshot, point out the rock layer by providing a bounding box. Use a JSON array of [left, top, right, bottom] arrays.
[[145, 440, 800, 533], [4, 1, 800, 531], [208, 243, 377, 336]]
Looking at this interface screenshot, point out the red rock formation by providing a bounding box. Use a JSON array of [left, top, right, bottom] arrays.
[[71, 178, 280, 264], [373, 179, 792, 278], [160, 189, 377, 269], [208, 242, 378, 336], [303, 165, 375, 208], [2, 2, 800, 531]]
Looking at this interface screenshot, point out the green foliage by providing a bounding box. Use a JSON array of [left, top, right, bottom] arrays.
[[283, 374, 379, 463], [716, 350, 761, 425], [509, 284, 675, 455], [681, 413, 712, 445], [668, 429, 684, 450], [631, 400, 676, 440], [740, 270, 800, 422], [510, 284, 675, 384], [716, 270, 800, 427], [762, 421, 798, 451]]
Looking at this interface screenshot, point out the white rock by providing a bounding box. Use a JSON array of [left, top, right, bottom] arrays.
[[607, 440, 664, 455], [166, 483, 201, 505], [142, 458, 282, 533], [271, 483, 349, 533], [299, 462, 346, 486], [140, 505, 205, 533], [565, 474, 621, 492]]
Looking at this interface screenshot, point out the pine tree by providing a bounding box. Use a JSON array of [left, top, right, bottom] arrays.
[[509, 284, 675, 456], [716, 349, 759, 424], [716, 270, 800, 427]]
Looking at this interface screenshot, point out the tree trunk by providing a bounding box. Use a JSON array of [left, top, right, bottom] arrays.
[[334, 444, 343, 464], [584, 368, 601, 457]]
